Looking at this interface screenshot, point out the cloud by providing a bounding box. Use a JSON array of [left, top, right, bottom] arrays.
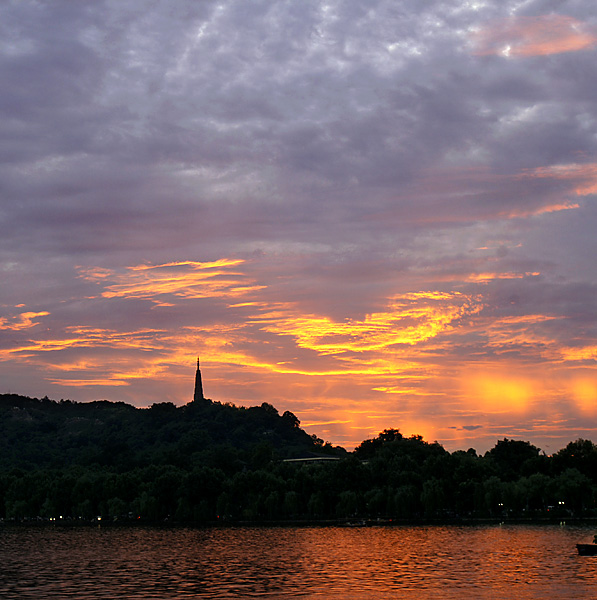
[[0, 311, 49, 331], [0, 0, 596, 452], [518, 162, 597, 196], [78, 259, 261, 302], [473, 15, 597, 57], [449, 425, 483, 431], [253, 292, 480, 356]]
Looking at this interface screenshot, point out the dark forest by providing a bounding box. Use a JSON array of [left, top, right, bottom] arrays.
[[2, 393, 596, 524]]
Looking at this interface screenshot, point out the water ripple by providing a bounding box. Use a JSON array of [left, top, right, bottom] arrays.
[[1, 524, 597, 599]]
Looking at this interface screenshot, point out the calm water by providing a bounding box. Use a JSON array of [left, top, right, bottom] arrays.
[[1, 524, 597, 599]]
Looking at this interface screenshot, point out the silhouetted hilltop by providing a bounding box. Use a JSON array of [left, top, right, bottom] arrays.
[[2, 394, 597, 524], [0, 393, 343, 471]]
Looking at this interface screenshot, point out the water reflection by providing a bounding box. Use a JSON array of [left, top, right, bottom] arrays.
[[1, 524, 597, 599]]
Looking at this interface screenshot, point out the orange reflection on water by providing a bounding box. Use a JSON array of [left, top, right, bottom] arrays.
[[6, 523, 596, 597]]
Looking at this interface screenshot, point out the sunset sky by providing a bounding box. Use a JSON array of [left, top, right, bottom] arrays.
[[1, 0, 596, 453]]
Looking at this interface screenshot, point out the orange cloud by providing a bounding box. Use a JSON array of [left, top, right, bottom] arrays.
[[6, 254, 595, 453], [469, 313, 563, 357], [466, 271, 540, 283], [252, 292, 481, 356], [372, 385, 444, 397], [128, 259, 244, 272], [518, 163, 597, 196], [561, 346, 597, 362], [0, 327, 168, 363], [48, 357, 171, 386], [49, 378, 131, 387], [79, 259, 264, 302], [0, 311, 49, 331], [503, 203, 580, 219], [473, 15, 597, 57], [375, 165, 582, 226]]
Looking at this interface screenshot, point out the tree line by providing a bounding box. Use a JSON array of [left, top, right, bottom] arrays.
[[1, 394, 596, 523]]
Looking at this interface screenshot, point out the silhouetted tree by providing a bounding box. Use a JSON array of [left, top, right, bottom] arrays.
[[484, 438, 540, 481]]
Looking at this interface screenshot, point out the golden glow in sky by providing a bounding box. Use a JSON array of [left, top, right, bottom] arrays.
[[1, 2, 596, 454], [2, 255, 595, 452]]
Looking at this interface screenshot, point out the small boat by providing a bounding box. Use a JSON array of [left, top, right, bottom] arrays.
[[577, 544, 597, 556]]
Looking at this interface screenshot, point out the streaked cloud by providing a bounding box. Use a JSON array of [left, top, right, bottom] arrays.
[[0, 0, 596, 452], [473, 15, 597, 57], [252, 292, 480, 355], [0, 311, 49, 331], [518, 162, 597, 196], [79, 259, 262, 302]]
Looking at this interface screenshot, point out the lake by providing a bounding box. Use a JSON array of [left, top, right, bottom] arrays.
[[1, 523, 597, 598]]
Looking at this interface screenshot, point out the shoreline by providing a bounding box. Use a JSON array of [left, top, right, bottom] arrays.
[[3, 515, 597, 529]]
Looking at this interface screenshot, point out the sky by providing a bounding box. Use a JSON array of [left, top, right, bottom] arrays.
[[1, 0, 596, 453]]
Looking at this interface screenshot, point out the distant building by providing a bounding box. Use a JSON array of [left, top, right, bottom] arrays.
[[282, 456, 340, 464], [193, 357, 204, 402]]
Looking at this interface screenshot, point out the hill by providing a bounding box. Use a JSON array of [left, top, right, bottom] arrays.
[[2, 394, 597, 524], [0, 393, 342, 472]]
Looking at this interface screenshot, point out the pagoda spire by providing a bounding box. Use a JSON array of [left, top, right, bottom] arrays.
[[193, 356, 204, 401]]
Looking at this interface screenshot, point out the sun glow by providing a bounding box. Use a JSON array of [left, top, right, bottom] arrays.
[[572, 378, 597, 414], [2, 255, 595, 452], [462, 370, 534, 413]]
